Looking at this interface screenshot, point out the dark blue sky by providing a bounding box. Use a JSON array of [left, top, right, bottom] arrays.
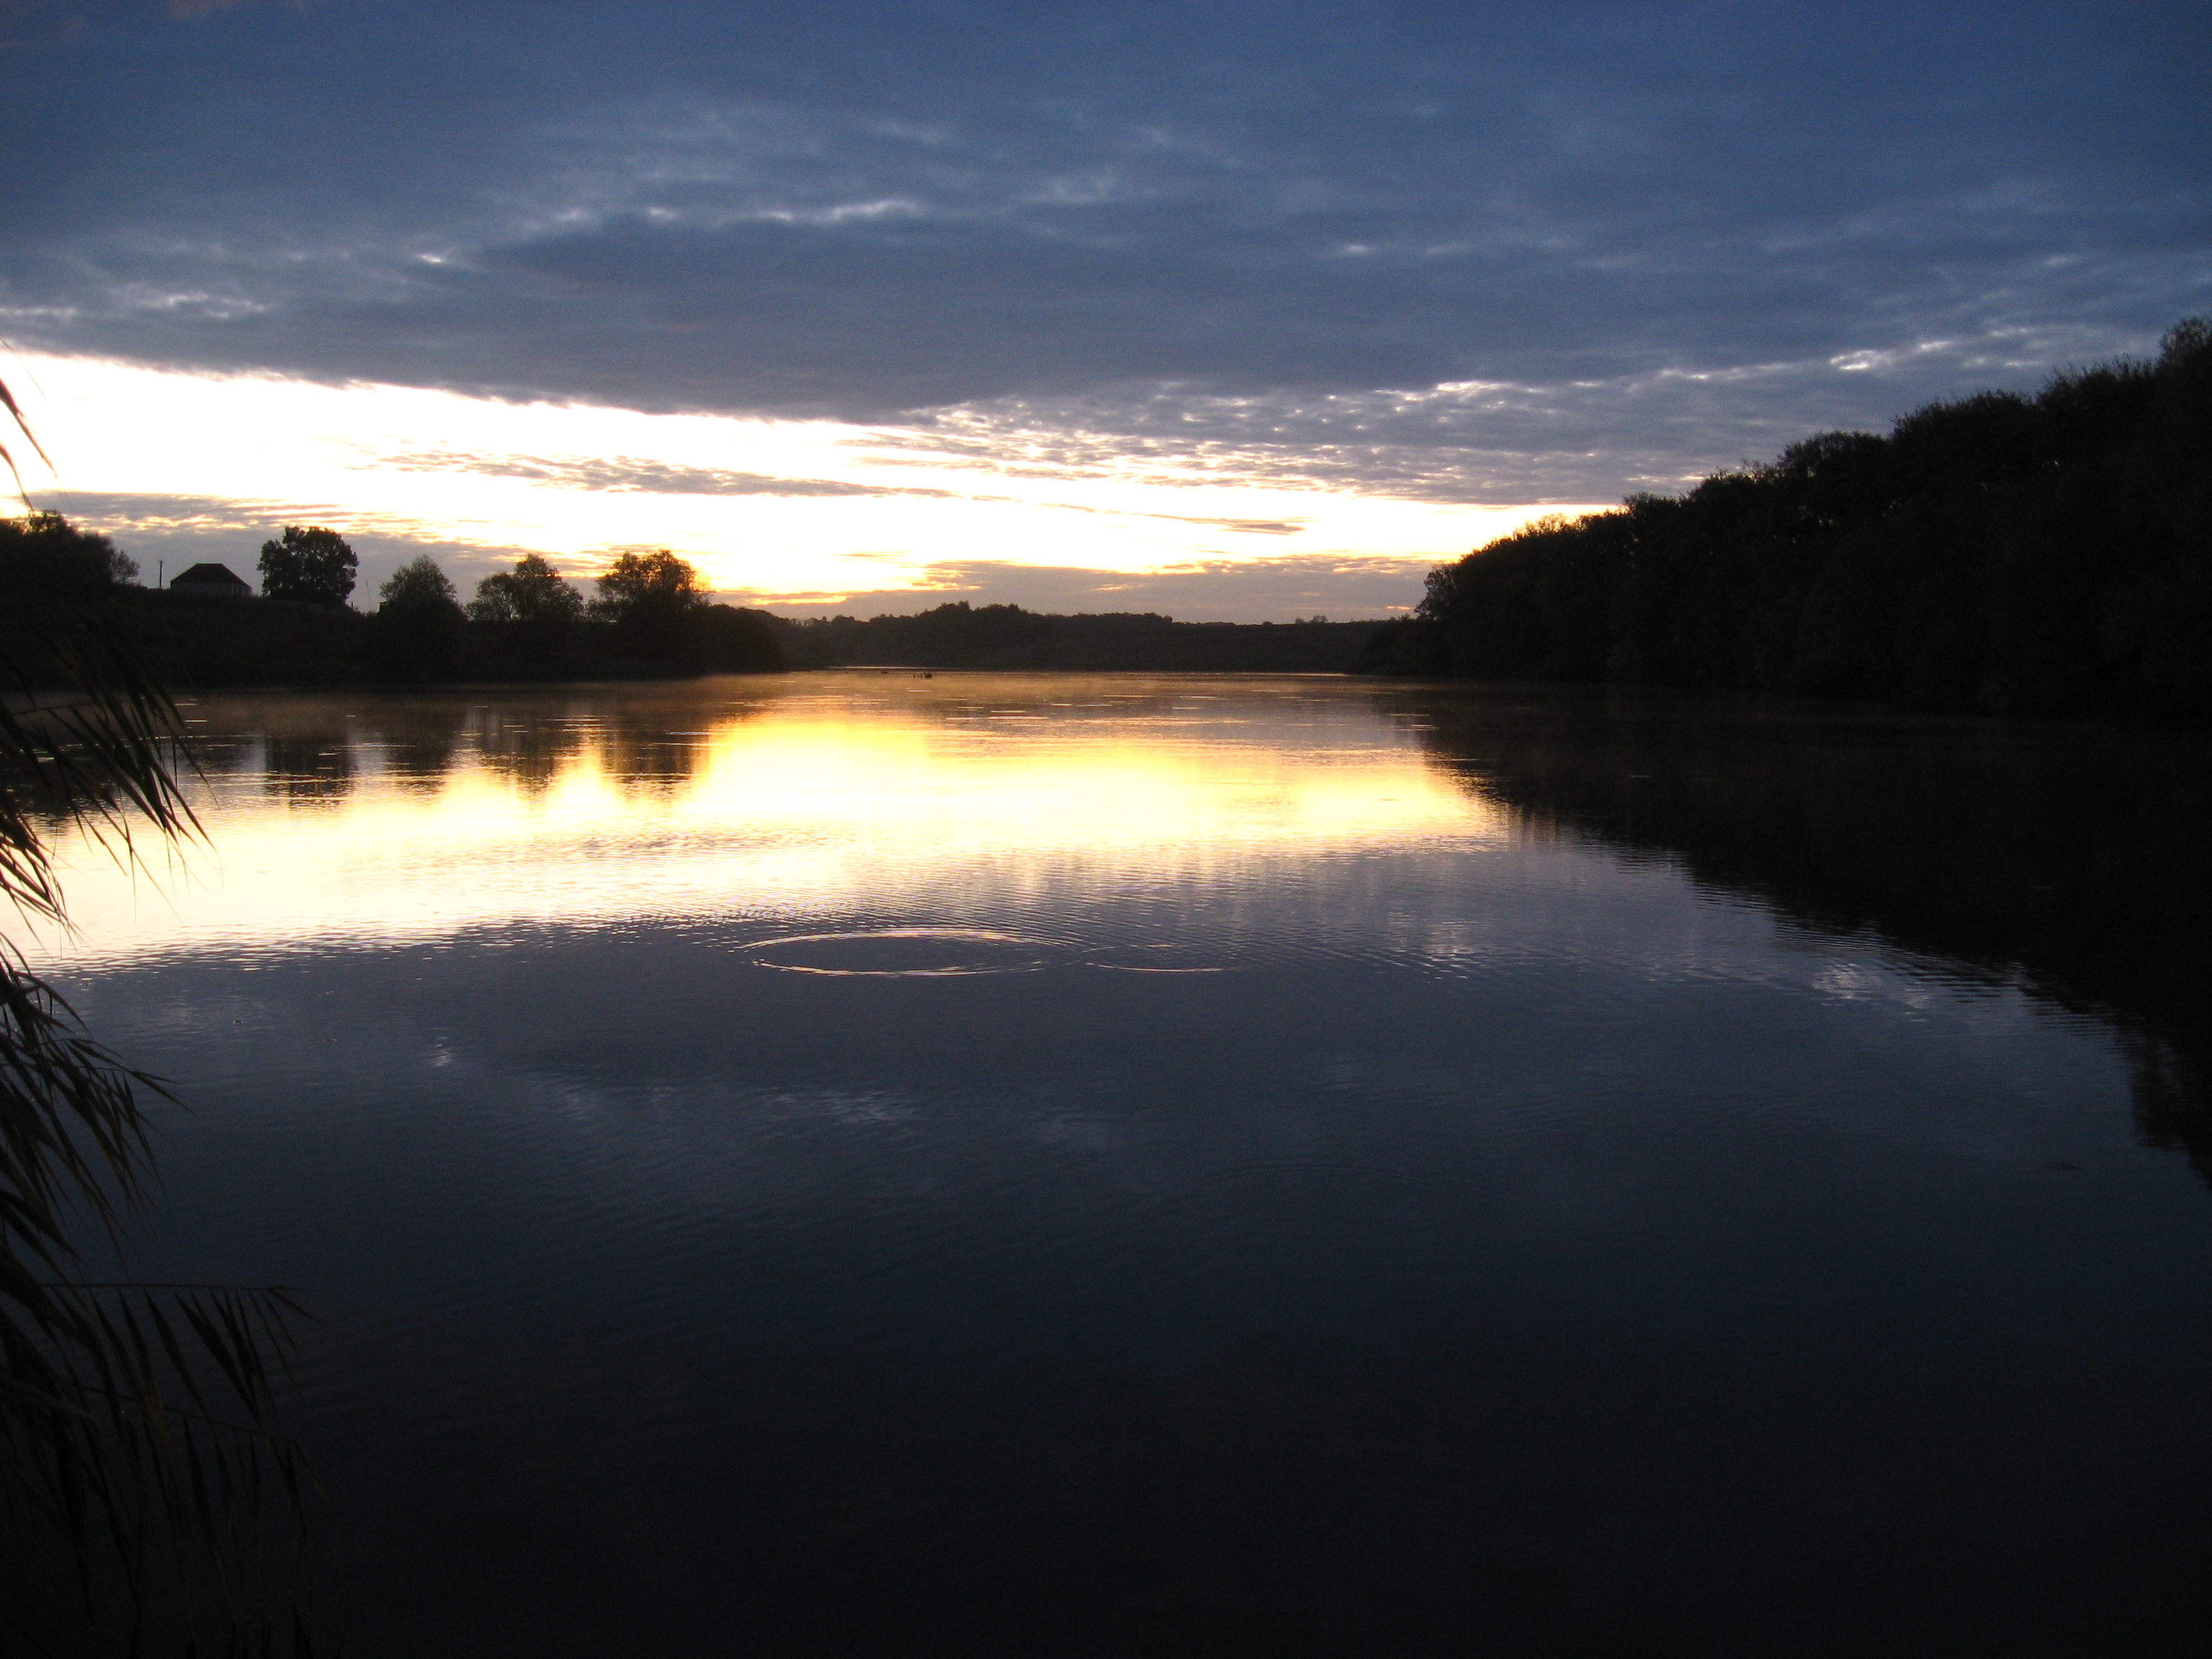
[[5, 0, 2207, 502]]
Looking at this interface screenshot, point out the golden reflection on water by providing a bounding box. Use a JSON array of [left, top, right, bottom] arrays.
[[35, 676, 1502, 965]]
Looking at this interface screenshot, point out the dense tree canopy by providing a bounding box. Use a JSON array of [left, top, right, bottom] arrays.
[[257, 523, 357, 606], [591, 549, 711, 664], [1369, 320, 2212, 722], [592, 548, 705, 612], [470, 554, 586, 676], [470, 553, 584, 629], [0, 512, 137, 600], [369, 554, 468, 680], [378, 553, 460, 615]]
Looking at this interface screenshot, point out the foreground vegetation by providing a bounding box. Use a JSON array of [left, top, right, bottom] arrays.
[[1, 620, 313, 1650], [1363, 319, 2212, 721], [4, 381, 322, 1653]]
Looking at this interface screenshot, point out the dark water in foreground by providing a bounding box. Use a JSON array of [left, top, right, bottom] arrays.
[[37, 674, 2212, 1655]]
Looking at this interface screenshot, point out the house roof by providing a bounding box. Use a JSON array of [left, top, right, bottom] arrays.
[[172, 562, 251, 588]]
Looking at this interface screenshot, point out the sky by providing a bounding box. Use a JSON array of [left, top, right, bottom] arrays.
[[3, 0, 2206, 619]]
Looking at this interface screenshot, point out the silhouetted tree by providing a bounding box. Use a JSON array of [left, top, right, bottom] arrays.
[[257, 524, 357, 606], [693, 603, 788, 673], [0, 512, 138, 601], [590, 549, 708, 664], [367, 554, 469, 681], [471, 553, 583, 628], [378, 553, 460, 614], [470, 554, 584, 675], [1389, 318, 2212, 722]]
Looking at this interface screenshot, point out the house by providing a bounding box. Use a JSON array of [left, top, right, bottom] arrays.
[[171, 562, 253, 598]]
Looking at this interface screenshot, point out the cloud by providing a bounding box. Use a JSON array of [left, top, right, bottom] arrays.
[[367, 450, 943, 499], [356, 444, 1317, 526], [3, 1, 2204, 503], [37, 490, 566, 600]]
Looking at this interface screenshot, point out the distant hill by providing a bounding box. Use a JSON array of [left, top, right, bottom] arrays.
[[768, 603, 1384, 673]]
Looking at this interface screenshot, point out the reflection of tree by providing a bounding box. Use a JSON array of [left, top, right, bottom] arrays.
[[1398, 685, 2212, 1185], [472, 706, 589, 797], [584, 689, 760, 796], [355, 703, 467, 789], [220, 687, 773, 806], [261, 729, 356, 801], [360, 690, 770, 799]]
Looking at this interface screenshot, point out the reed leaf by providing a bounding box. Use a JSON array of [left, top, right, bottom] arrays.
[[1, 599, 318, 1651]]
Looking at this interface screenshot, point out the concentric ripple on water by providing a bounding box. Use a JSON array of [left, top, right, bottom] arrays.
[[747, 927, 1055, 976]]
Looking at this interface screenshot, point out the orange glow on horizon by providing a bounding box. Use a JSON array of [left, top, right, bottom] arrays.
[[4, 351, 1601, 611]]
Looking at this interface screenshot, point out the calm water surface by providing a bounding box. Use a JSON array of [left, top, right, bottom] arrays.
[[35, 673, 2212, 1655]]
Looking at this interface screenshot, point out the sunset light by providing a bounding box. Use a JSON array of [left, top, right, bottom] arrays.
[[12, 351, 1578, 615], [35, 681, 1500, 964], [6, 3, 2202, 1650]]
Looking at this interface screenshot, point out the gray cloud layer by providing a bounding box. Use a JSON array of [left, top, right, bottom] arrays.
[[5, 1, 2208, 498], [370, 451, 934, 499]]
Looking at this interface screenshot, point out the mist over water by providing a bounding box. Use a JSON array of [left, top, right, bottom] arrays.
[[38, 674, 2212, 1655]]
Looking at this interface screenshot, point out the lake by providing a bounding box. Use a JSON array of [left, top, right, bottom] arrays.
[[34, 673, 2212, 1655]]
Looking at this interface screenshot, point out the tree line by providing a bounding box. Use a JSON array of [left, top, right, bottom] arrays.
[[1, 516, 1395, 681], [0, 523, 788, 683], [778, 601, 1380, 672], [365, 546, 783, 680], [1360, 319, 2212, 721]]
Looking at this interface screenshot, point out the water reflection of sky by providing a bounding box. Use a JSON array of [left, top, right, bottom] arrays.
[[38, 677, 1502, 965], [29, 675, 2212, 1656]]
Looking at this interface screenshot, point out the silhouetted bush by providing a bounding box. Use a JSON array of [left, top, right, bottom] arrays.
[[1380, 319, 2212, 721]]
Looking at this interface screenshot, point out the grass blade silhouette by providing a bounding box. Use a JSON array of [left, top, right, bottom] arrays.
[[2, 569, 318, 1645]]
